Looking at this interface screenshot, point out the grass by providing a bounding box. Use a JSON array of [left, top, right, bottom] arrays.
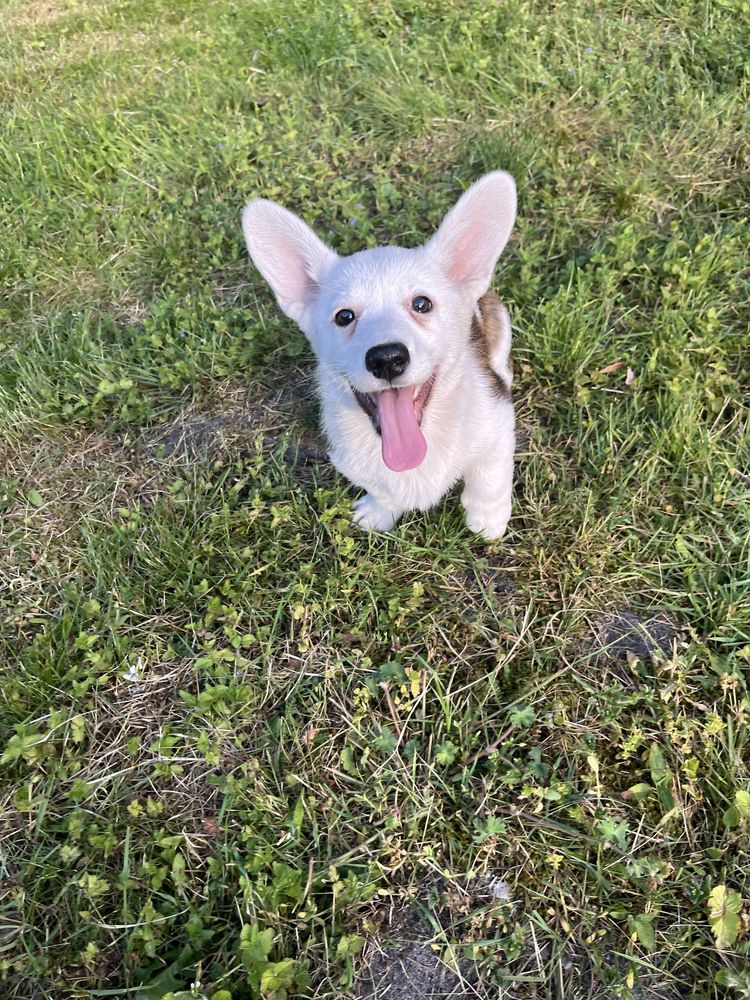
[[1, 0, 749, 997]]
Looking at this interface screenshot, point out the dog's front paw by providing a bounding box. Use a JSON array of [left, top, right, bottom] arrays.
[[352, 493, 400, 532], [463, 499, 511, 541]]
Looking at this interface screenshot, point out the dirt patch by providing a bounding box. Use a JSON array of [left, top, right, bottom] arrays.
[[462, 564, 516, 598], [353, 878, 685, 999], [1, 374, 327, 618], [594, 611, 686, 661], [355, 875, 524, 999], [4, 0, 78, 29], [356, 907, 477, 1000], [151, 413, 238, 460], [144, 375, 326, 468], [0, 430, 149, 611]]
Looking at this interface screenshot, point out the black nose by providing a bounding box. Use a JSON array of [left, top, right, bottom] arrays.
[[365, 342, 410, 382]]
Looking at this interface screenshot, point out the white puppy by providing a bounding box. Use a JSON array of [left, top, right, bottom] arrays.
[[242, 171, 517, 540]]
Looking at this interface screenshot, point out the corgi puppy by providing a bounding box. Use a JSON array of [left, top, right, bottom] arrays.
[[242, 171, 517, 540]]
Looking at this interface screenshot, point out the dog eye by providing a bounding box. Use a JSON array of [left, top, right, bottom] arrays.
[[412, 295, 433, 314], [334, 309, 355, 327]]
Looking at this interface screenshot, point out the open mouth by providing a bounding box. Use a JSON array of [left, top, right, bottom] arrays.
[[352, 369, 437, 472]]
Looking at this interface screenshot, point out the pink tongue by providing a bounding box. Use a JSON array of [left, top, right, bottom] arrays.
[[376, 386, 427, 472]]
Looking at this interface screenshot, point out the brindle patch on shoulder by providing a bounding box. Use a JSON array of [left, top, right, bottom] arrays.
[[470, 290, 512, 399]]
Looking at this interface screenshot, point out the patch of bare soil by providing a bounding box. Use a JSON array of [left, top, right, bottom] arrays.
[[356, 906, 477, 1000], [0, 430, 149, 610], [144, 374, 327, 470], [593, 610, 686, 661], [353, 878, 685, 999], [5, 0, 77, 28]]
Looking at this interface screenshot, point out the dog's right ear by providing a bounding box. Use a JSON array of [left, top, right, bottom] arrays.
[[242, 200, 338, 328]]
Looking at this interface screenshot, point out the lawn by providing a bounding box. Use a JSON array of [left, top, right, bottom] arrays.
[[1, 0, 749, 997]]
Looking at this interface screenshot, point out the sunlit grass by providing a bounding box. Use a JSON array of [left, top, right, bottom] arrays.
[[1, 1, 749, 997]]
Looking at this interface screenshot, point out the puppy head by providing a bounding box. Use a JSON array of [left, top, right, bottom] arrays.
[[242, 172, 516, 471]]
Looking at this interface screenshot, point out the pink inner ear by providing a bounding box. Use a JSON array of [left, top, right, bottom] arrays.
[[264, 238, 320, 307], [444, 222, 494, 286], [429, 172, 516, 295], [242, 200, 338, 321]]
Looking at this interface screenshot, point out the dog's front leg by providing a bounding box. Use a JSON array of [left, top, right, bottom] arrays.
[[461, 421, 515, 541], [352, 492, 402, 532]]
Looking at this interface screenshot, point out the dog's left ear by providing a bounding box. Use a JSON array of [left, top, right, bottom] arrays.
[[426, 172, 516, 300]]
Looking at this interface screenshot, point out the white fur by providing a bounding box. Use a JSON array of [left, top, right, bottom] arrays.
[[242, 172, 517, 540]]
